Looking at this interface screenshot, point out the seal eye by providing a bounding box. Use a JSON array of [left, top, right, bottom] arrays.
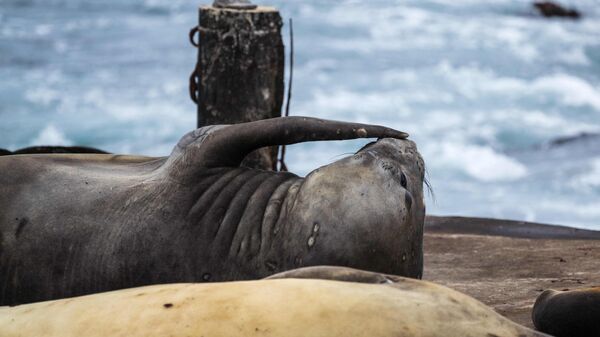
[[400, 172, 408, 188]]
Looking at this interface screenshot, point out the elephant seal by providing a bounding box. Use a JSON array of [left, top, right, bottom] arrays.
[[0, 266, 550, 337], [0, 116, 425, 305], [532, 287, 600, 337]]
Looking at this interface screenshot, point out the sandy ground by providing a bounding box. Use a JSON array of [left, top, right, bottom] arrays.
[[423, 216, 600, 328]]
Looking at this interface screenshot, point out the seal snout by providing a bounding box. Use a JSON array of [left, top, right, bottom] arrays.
[[358, 137, 424, 184], [404, 191, 413, 211], [400, 172, 407, 188]]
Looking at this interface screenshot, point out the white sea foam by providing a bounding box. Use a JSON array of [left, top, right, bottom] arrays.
[[538, 200, 600, 225], [532, 74, 600, 111], [435, 143, 528, 182], [3, 0, 600, 228], [31, 125, 72, 146], [557, 47, 591, 66], [307, 89, 410, 119], [24, 88, 62, 106], [434, 63, 600, 111], [571, 157, 600, 190]]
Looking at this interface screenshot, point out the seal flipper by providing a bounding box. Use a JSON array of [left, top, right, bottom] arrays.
[[167, 116, 409, 176], [265, 266, 401, 284]]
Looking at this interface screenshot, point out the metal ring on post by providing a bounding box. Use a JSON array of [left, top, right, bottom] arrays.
[[189, 26, 200, 104], [189, 70, 199, 104], [189, 26, 199, 47]]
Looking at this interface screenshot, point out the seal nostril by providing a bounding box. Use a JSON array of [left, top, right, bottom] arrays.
[[400, 172, 407, 188], [405, 192, 412, 211]]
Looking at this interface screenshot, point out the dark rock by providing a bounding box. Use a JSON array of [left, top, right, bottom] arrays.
[[534, 1, 581, 19], [5, 146, 109, 155], [548, 132, 599, 147]]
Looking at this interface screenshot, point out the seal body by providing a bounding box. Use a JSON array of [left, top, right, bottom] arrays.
[[0, 266, 550, 337], [0, 117, 424, 305], [532, 287, 600, 337]]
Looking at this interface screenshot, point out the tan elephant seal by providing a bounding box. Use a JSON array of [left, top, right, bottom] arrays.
[[533, 287, 600, 337], [0, 266, 550, 337]]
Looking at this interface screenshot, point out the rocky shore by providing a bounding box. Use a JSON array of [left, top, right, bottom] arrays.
[[424, 216, 600, 327]]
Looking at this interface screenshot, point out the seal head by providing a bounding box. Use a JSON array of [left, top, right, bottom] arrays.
[[270, 137, 425, 278]]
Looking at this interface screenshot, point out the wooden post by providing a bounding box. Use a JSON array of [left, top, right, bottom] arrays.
[[193, 4, 284, 170]]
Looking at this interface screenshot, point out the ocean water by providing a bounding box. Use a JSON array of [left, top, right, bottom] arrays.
[[1, 0, 599, 228]]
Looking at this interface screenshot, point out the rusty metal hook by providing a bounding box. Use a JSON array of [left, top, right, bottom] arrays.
[[189, 26, 201, 104], [189, 66, 199, 104], [189, 26, 199, 47]]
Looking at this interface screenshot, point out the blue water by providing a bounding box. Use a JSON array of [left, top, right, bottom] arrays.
[[1, 0, 599, 228]]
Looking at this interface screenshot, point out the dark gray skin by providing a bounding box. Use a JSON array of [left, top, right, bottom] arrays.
[[0, 116, 424, 306], [533, 287, 600, 337]]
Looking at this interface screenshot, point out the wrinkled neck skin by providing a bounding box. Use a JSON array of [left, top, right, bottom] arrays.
[[271, 138, 426, 278], [172, 166, 305, 280], [153, 135, 426, 280], [140, 129, 309, 279]]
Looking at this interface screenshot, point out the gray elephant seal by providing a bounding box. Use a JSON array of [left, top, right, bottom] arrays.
[[0, 266, 550, 337], [533, 287, 600, 337], [0, 116, 425, 305]]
